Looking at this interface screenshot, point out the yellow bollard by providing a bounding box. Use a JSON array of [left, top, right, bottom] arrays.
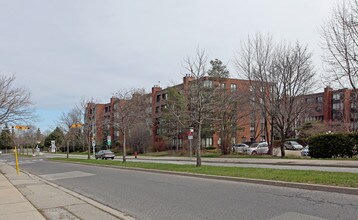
[[14, 146, 19, 175]]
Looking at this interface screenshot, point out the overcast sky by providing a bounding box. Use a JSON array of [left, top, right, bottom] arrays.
[[0, 0, 339, 132]]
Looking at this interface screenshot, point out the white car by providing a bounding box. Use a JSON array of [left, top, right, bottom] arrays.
[[232, 143, 249, 153], [245, 142, 269, 155], [284, 141, 303, 150], [301, 146, 310, 156]]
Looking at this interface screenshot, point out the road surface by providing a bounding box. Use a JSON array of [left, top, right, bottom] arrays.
[[1, 154, 357, 220]]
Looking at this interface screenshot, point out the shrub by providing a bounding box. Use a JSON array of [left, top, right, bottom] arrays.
[[308, 133, 357, 158], [205, 146, 216, 150]]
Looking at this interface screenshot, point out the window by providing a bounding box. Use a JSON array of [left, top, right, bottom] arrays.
[[332, 102, 343, 110], [333, 93, 341, 100], [316, 96, 323, 103], [155, 106, 159, 113], [220, 83, 225, 89], [156, 95, 160, 102], [204, 80, 212, 88], [162, 93, 168, 100], [201, 138, 213, 148], [305, 98, 313, 102], [231, 84, 237, 92], [315, 106, 322, 112]]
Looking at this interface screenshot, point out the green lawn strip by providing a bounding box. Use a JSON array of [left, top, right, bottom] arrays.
[[49, 158, 358, 188]]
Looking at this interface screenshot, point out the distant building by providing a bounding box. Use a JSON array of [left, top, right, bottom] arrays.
[[85, 76, 272, 151], [301, 87, 358, 132]]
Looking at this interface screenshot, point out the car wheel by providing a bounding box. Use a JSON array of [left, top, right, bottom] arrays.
[[111, 157, 114, 160], [251, 151, 257, 155]]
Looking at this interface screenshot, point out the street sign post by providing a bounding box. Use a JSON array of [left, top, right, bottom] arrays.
[[188, 127, 194, 160], [107, 136, 111, 148], [92, 140, 96, 158]]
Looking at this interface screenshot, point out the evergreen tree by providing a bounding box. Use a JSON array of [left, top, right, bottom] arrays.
[[44, 127, 64, 149], [0, 124, 13, 150]]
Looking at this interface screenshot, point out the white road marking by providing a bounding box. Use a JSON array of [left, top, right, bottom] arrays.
[[40, 171, 95, 181], [269, 212, 327, 220]]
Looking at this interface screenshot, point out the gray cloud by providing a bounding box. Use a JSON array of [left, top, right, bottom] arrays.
[[0, 0, 338, 129]]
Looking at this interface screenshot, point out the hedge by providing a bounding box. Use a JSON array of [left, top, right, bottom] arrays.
[[307, 132, 358, 158]]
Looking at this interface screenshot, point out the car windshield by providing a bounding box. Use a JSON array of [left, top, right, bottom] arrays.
[[103, 150, 112, 153], [250, 143, 259, 148], [291, 141, 299, 145]]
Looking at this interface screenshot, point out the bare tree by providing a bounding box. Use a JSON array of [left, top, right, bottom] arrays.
[[58, 107, 83, 158], [321, 0, 358, 91], [235, 33, 275, 152], [127, 121, 152, 154], [182, 49, 221, 166], [236, 33, 315, 157], [113, 88, 146, 162], [77, 97, 96, 159], [0, 75, 34, 125], [207, 59, 250, 154], [161, 87, 191, 153]]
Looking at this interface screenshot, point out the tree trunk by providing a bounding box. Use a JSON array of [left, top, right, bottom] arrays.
[[66, 140, 69, 159], [123, 131, 126, 162], [87, 141, 91, 159], [196, 124, 202, 167], [280, 132, 286, 157]]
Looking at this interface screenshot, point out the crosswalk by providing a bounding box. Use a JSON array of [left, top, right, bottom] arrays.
[[2, 158, 43, 166]]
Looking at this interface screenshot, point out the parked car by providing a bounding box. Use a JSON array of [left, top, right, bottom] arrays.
[[244, 142, 269, 155], [95, 150, 115, 160], [284, 141, 303, 150], [232, 143, 249, 153], [301, 146, 310, 157]]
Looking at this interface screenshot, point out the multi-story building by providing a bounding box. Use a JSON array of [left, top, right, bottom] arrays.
[[85, 76, 271, 151], [301, 87, 358, 131], [151, 75, 270, 149], [85, 97, 122, 149]]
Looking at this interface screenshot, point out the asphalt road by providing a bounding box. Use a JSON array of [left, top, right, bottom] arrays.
[[2, 154, 358, 220]]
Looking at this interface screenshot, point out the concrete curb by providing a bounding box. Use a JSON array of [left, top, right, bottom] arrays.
[[20, 169, 136, 220], [53, 160, 358, 196]]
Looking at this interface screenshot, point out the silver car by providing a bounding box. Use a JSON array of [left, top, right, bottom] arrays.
[[245, 142, 269, 155], [232, 143, 249, 153], [284, 141, 303, 150]]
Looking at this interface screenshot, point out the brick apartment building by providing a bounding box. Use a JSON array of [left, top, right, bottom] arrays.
[[301, 87, 358, 132], [151, 75, 271, 149], [85, 75, 271, 151], [85, 97, 124, 148]]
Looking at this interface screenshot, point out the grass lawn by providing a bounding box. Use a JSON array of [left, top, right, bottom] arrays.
[[50, 158, 358, 188]]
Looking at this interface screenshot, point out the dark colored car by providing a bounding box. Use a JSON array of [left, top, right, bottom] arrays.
[[95, 150, 115, 160]]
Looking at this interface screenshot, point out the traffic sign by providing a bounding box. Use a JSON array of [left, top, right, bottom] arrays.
[[15, 125, 30, 130], [107, 136, 111, 146]]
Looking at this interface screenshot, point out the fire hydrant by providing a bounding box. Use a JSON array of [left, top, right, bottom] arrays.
[[134, 151, 138, 159]]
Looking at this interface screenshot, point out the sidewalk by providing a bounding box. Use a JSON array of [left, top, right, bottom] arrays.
[[0, 162, 135, 220], [0, 168, 45, 220]]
